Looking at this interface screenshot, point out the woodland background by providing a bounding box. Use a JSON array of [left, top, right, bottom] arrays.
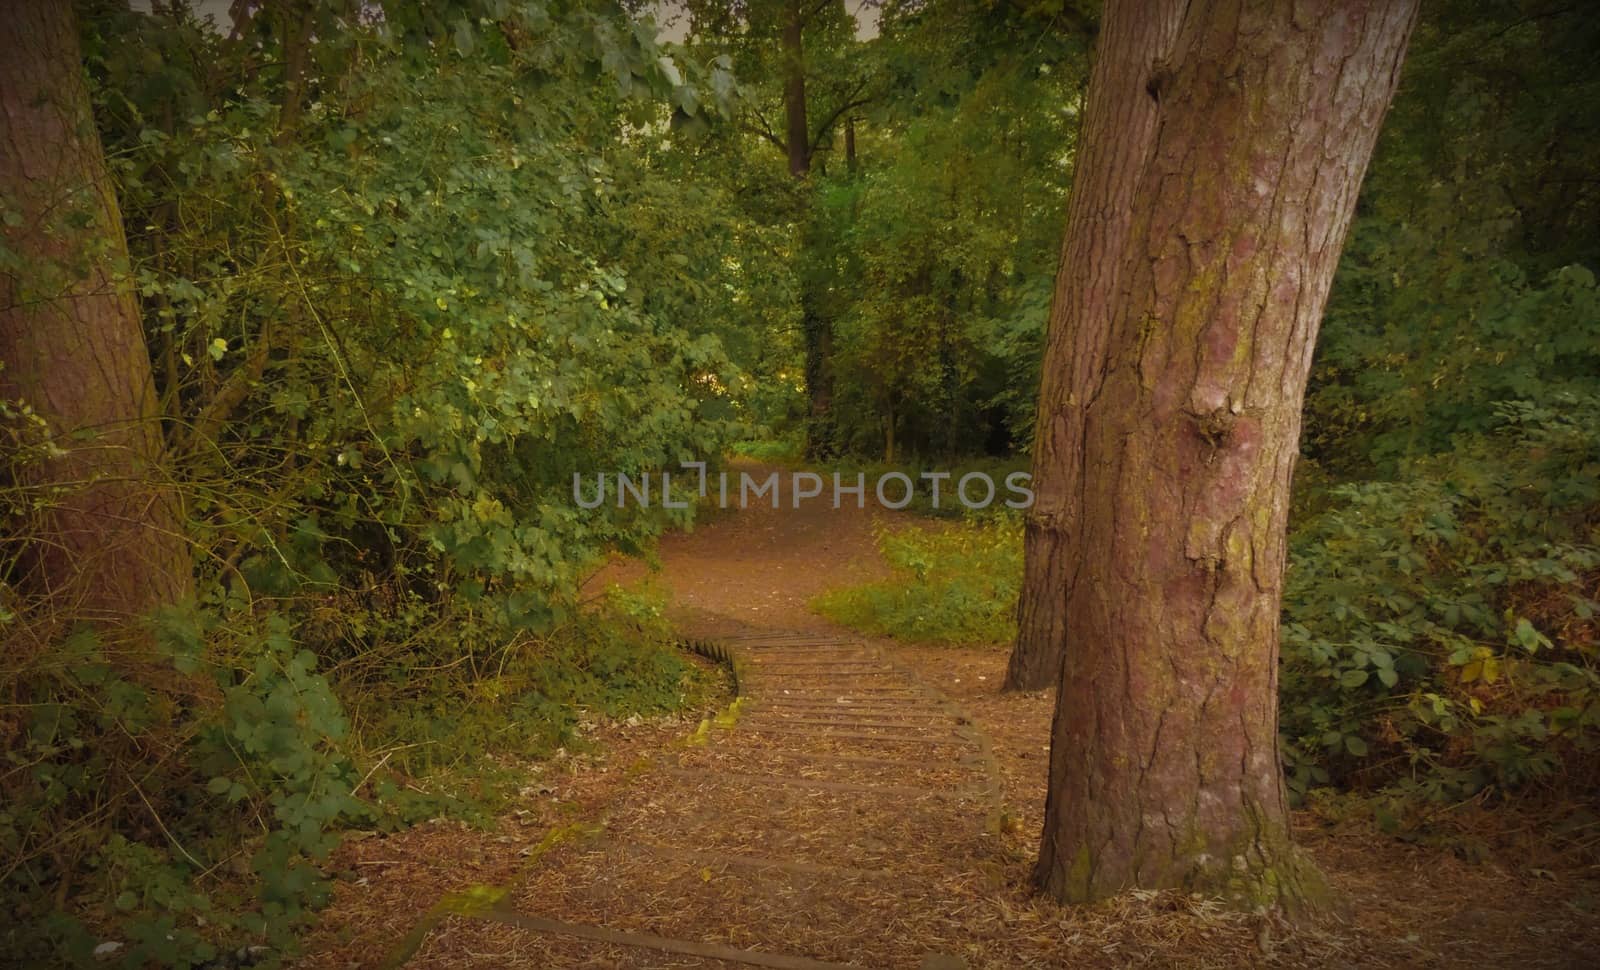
[[1, 0, 1596, 965]]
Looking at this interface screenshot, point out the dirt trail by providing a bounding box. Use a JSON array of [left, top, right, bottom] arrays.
[[301, 466, 1600, 969], [589, 460, 906, 639], [384, 467, 1004, 967]]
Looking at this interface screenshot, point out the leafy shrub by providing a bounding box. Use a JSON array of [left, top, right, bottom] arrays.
[[1284, 0, 1600, 811], [2, 614, 361, 968], [0, 585, 717, 967], [3, 2, 763, 962], [813, 514, 1022, 645], [1280, 396, 1600, 804]]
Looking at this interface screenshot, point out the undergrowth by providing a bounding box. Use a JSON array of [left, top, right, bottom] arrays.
[[0, 585, 719, 969], [341, 584, 722, 815], [729, 437, 805, 464], [1278, 396, 1600, 812], [812, 512, 1022, 645], [0, 6, 742, 966]]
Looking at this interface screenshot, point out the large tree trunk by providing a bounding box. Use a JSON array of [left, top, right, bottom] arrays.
[[1031, 0, 1416, 910], [0, 0, 193, 653], [1006, 0, 1188, 692]]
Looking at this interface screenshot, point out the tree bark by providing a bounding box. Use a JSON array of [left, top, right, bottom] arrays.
[[1, 0, 193, 650], [780, 0, 838, 457], [782, 2, 811, 179], [1006, 0, 1187, 691], [1030, 0, 1417, 910]]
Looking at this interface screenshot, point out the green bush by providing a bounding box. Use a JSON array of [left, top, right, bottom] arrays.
[[1280, 396, 1599, 804], [1, 7, 748, 965], [1282, 0, 1600, 811], [0, 588, 718, 968], [813, 514, 1022, 645], [2, 614, 362, 968]]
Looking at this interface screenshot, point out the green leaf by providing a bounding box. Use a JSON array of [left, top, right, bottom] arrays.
[[1513, 618, 1549, 653]]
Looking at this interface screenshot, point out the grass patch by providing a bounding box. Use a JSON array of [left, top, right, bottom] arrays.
[[812, 514, 1022, 645], [729, 437, 804, 464]]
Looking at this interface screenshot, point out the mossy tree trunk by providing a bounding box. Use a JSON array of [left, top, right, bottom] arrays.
[[0, 0, 193, 648], [1030, 0, 1417, 910], [1006, 0, 1188, 692]]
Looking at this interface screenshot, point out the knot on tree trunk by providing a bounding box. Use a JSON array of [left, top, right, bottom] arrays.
[[1146, 57, 1175, 101], [1025, 506, 1067, 530], [1188, 403, 1243, 451]]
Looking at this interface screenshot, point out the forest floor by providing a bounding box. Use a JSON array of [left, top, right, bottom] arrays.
[[296, 463, 1600, 969]]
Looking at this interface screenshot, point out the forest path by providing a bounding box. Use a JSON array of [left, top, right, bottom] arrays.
[[588, 459, 907, 640], [392, 464, 1006, 968], [317, 462, 1600, 970], [397, 630, 1003, 969]]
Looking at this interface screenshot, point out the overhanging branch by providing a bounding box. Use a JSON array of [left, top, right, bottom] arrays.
[[808, 91, 871, 155]]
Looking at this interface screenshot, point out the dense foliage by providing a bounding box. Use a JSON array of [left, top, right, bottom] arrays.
[[673, 0, 1088, 456], [4, 1, 751, 964], [813, 1, 1086, 457], [1278, 0, 1600, 810]]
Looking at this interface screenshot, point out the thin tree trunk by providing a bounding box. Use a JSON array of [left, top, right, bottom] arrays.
[[0, 0, 193, 654], [782, 2, 810, 179], [883, 398, 895, 464], [1031, 0, 1417, 910], [781, 0, 838, 457], [272, 0, 317, 143], [1005, 0, 1187, 691]]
